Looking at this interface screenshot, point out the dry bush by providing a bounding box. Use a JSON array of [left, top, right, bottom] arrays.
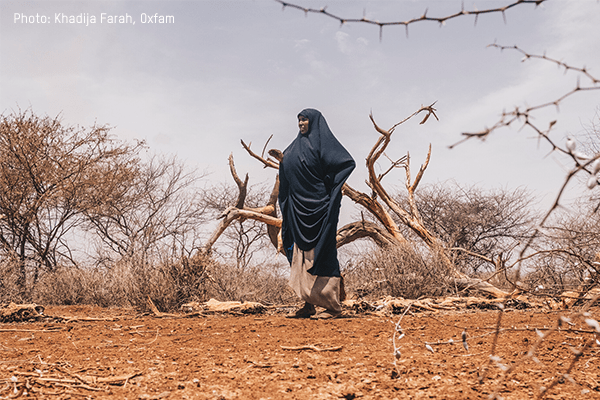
[[344, 241, 453, 299], [30, 253, 213, 312], [84, 155, 207, 266], [29, 265, 125, 308], [397, 182, 535, 276], [0, 258, 27, 304], [0, 109, 144, 293], [523, 201, 600, 294], [28, 251, 294, 311], [207, 259, 295, 306], [0, 109, 212, 304]]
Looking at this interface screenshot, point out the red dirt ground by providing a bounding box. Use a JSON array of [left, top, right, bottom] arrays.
[[1, 304, 599, 399]]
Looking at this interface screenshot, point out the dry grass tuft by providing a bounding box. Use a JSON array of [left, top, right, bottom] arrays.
[[0, 251, 294, 312], [344, 242, 453, 299]]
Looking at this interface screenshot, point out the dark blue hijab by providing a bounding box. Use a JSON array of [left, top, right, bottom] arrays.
[[278, 109, 355, 277]]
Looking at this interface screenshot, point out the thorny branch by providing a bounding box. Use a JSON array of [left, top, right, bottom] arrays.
[[512, 154, 600, 285], [447, 45, 600, 286], [452, 45, 600, 147], [493, 44, 599, 86], [276, 0, 547, 41], [486, 306, 600, 399], [387, 298, 600, 397]]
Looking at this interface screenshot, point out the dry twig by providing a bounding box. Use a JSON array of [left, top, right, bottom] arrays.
[[280, 345, 343, 352]]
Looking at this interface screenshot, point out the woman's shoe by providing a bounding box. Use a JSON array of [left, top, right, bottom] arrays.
[[286, 302, 316, 318]]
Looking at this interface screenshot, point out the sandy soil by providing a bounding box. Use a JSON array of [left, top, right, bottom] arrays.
[[1, 304, 599, 399]]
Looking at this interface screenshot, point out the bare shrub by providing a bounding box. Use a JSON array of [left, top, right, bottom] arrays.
[[0, 109, 144, 296], [203, 181, 274, 268], [29, 250, 295, 312], [30, 253, 213, 311], [0, 258, 27, 303], [84, 155, 207, 267], [207, 260, 295, 306], [31, 266, 107, 306], [344, 241, 453, 299], [523, 200, 600, 294], [397, 182, 536, 276]]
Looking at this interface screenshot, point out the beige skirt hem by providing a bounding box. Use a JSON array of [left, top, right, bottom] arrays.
[[288, 244, 342, 312]]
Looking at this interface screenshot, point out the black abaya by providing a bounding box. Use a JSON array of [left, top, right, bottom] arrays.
[[278, 109, 355, 278]]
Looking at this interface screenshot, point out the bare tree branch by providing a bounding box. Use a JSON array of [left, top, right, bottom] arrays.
[[228, 154, 249, 209], [241, 139, 279, 169], [453, 45, 600, 147], [276, 0, 546, 40]]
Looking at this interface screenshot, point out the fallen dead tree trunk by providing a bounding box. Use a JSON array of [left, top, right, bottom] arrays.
[[452, 276, 511, 299]]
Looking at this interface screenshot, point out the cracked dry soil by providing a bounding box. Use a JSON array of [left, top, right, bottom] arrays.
[[1, 305, 599, 399]]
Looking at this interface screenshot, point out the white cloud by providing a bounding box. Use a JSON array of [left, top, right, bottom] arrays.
[[294, 39, 310, 49], [335, 31, 370, 56], [335, 31, 352, 54], [356, 37, 369, 46]]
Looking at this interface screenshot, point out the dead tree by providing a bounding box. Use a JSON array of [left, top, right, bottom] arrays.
[[202, 154, 282, 254], [204, 105, 509, 298]]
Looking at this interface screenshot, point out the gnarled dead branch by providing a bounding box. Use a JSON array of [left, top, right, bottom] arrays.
[[207, 105, 509, 298]]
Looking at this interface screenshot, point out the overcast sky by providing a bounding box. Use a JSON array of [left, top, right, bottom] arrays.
[[1, 0, 599, 222]]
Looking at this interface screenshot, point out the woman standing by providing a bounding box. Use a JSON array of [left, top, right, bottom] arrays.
[[278, 109, 356, 319]]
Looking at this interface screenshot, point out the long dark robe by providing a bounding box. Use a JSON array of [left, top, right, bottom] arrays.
[[278, 109, 355, 277]]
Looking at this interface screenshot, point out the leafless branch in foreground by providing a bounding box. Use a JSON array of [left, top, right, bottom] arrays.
[[452, 45, 600, 148], [275, 0, 546, 40]]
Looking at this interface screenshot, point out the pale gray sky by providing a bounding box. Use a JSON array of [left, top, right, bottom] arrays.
[[1, 0, 599, 220]]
